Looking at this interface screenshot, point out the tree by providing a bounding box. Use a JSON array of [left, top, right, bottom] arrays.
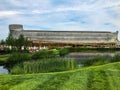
[[6, 34, 16, 46], [0, 39, 6, 45], [16, 34, 30, 51], [16, 34, 25, 50], [6, 34, 30, 52]]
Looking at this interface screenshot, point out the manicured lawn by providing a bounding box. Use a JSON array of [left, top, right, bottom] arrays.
[[0, 62, 120, 90]]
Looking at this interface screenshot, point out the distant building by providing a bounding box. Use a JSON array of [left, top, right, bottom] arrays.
[[9, 24, 119, 47]]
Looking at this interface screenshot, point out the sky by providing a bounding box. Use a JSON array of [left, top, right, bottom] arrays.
[[0, 0, 120, 40]]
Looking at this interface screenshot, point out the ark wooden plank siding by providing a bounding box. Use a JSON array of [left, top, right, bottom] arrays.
[[9, 24, 119, 47]]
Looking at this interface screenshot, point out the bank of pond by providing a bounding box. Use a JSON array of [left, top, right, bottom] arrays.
[[0, 47, 120, 74]]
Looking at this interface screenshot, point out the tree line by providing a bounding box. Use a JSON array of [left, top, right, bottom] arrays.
[[0, 34, 30, 52]]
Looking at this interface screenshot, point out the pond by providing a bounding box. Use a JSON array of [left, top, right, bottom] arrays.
[[0, 51, 119, 74], [65, 52, 119, 63], [0, 66, 8, 74]]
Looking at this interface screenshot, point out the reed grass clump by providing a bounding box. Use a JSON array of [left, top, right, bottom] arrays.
[[11, 58, 78, 74], [81, 55, 111, 67], [111, 53, 120, 62]]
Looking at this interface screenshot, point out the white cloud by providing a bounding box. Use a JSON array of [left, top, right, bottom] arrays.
[[0, 11, 21, 17]]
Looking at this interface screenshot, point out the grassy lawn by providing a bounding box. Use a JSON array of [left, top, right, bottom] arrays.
[[0, 62, 120, 90]]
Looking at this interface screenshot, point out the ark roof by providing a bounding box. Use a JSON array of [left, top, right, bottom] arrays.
[[22, 30, 115, 33]]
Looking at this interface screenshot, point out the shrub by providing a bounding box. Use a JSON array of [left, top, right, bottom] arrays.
[[32, 49, 59, 59], [51, 49, 59, 56], [59, 48, 69, 57], [7, 53, 31, 68]]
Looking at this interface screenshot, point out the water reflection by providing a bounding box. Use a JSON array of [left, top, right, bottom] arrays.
[[0, 66, 8, 74], [66, 52, 120, 63]]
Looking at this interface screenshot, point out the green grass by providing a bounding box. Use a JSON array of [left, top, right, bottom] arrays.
[[0, 62, 120, 90]]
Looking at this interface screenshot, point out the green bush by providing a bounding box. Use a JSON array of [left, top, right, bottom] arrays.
[[51, 49, 59, 56], [59, 48, 69, 57], [11, 58, 78, 74], [32, 49, 59, 59], [81, 55, 111, 67], [7, 53, 31, 68], [8, 53, 31, 62]]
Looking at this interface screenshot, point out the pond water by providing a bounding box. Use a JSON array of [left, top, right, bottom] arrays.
[[65, 52, 119, 63], [0, 66, 8, 74]]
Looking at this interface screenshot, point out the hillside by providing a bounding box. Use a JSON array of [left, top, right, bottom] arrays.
[[0, 62, 120, 90]]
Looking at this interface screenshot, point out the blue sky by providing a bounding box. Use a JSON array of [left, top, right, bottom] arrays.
[[0, 0, 120, 40]]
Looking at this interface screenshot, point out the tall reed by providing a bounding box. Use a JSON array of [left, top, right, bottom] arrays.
[[11, 58, 78, 74]]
